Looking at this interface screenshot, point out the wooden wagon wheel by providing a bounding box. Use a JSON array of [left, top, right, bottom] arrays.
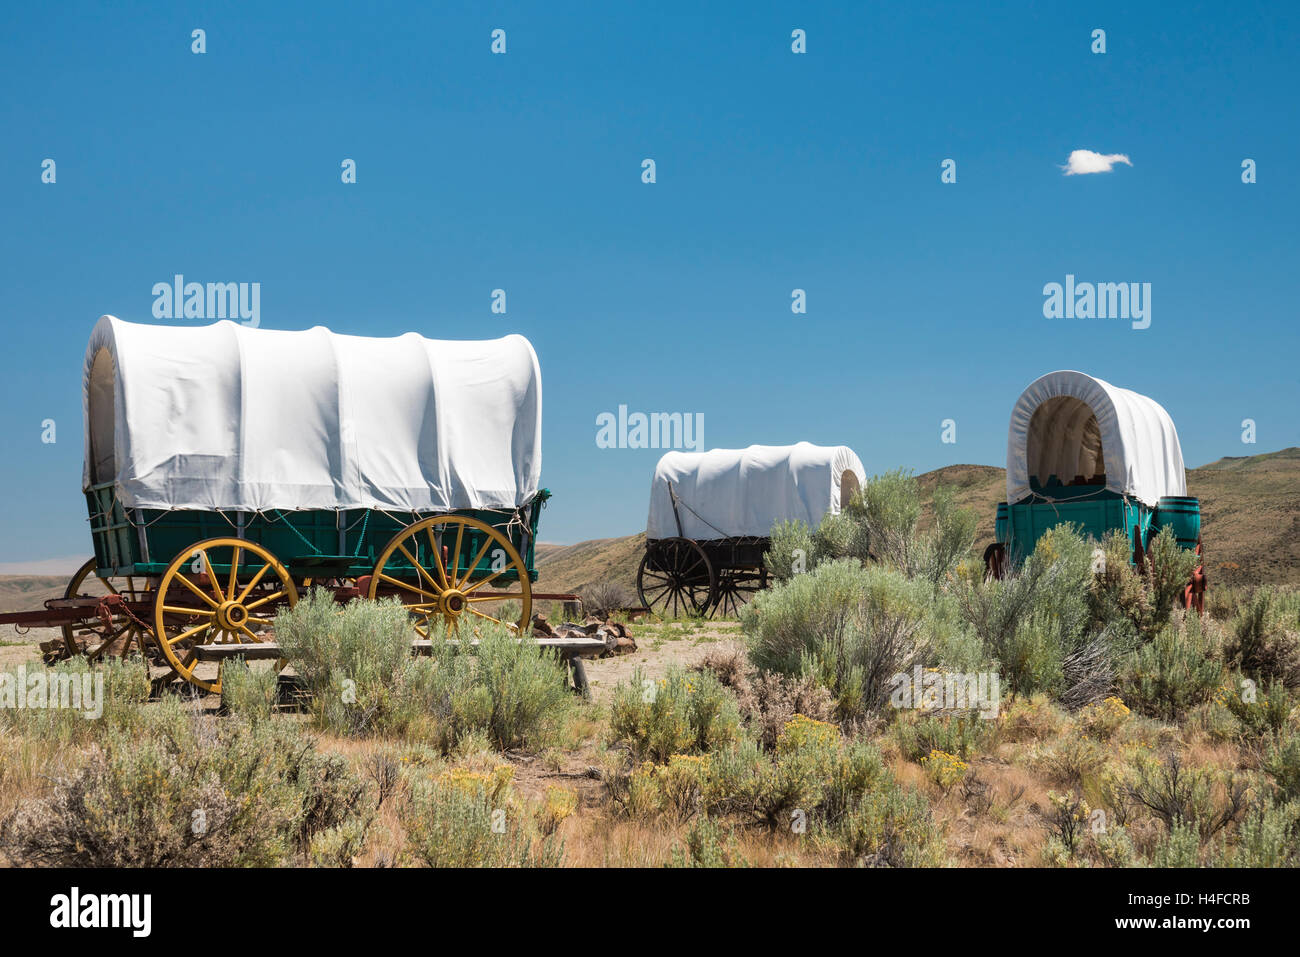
[[637, 538, 716, 617], [152, 538, 298, 694], [710, 566, 765, 619], [60, 557, 155, 661], [367, 515, 532, 636]]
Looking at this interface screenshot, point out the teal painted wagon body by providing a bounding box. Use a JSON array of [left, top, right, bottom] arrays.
[[85, 481, 549, 584], [995, 481, 1203, 566], [989, 371, 1202, 571]]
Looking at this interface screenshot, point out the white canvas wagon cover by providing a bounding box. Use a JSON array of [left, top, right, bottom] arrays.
[[1006, 370, 1185, 508], [83, 316, 542, 512], [646, 443, 866, 540]]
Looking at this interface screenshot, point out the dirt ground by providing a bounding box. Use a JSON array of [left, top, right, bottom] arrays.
[[582, 618, 742, 702], [0, 626, 52, 669]]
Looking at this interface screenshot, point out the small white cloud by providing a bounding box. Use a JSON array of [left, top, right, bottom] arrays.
[[1062, 149, 1133, 175]]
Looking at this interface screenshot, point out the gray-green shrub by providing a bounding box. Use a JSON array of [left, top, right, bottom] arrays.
[[1118, 611, 1224, 722], [417, 625, 578, 752], [1090, 527, 1201, 645], [220, 659, 279, 722], [955, 526, 1101, 699], [274, 591, 575, 750], [400, 766, 563, 867], [609, 665, 741, 762], [1223, 586, 1300, 689], [742, 560, 930, 719], [0, 715, 372, 867]]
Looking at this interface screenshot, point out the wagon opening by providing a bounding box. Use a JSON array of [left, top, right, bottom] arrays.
[[1024, 394, 1107, 496], [839, 467, 862, 504], [86, 346, 116, 486], [989, 370, 1204, 608]]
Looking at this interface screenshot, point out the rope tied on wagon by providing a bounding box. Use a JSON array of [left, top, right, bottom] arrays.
[[667, 484, 736, 540], [269, 509, 322, 555], [350, 510, 369, 557], [1025, 483, 1117, 525]]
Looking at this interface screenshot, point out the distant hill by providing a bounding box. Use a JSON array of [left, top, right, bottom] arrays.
[[0, 575, 71, 613], [534, 534, 647, 602], [535, 448, 1300, 595], [1188, 447, 1300, 586]]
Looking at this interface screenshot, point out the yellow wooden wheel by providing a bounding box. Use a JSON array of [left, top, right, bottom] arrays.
[[367, 515, 532, 636], [61, 558, 154, 661], [152, 538, 298, 694]]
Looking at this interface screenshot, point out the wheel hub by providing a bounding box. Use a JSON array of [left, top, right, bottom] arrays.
[[440, 589, 467, 615], [215, 600, 249, 631]]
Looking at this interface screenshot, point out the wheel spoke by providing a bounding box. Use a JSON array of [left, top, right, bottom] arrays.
[[243, 589, 285, 612], [466, 590, 525, 603], [377, 572, 439, 601], [235, 563, 271, 604], [161, 604, 215, 620], [173, 572, 220, 609], [396, 542, 442, 596], [199, 549, 226, 602], [425, 526, 450, 590], [466, 606, 503, 625], [227, 546, 241, 601], [462, 567, 515, 595], [458, 536, 494, 589], [169, 622, 211, 646], [450, 522, 465, 580]]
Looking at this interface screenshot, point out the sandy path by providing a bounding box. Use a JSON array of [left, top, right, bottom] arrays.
[[581, 619, 744, 702]]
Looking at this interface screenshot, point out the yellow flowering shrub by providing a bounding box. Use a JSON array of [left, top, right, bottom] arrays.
[[1080, 696, 1130, 740], [610, 666, 741, 762], [921, 749, 968, 789], [538, 786, 578, 836], [401, 765, 563, 867]]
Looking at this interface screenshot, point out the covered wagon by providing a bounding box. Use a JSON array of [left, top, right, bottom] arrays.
[[67, 315, 548, 691], [639, 443, 866, 617], [985, 371, 1203, 597]]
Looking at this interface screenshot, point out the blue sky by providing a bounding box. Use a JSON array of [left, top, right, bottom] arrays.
[[1, 1, 1297, 561]]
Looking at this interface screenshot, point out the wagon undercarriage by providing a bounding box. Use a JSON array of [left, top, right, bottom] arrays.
[[8, 500, 559, 695], [636, 536, 769, 618]]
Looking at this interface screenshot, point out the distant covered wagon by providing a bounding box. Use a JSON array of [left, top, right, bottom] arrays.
[[639, 443, 866, 617], [986, 371, 1204, 599], [74, 315, 548, 690]]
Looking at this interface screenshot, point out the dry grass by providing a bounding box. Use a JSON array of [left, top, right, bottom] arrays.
[[1, 564, 1296, 868], [0, 668, 1283, 868]]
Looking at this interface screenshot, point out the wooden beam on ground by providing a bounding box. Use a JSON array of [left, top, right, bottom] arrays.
[[192, 635, 610, 662]]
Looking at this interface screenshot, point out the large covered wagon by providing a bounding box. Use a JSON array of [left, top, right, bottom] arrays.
[[53, 315, 548, 691], [985, 371, 1204, 600], [639, 443, 866, 617]]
